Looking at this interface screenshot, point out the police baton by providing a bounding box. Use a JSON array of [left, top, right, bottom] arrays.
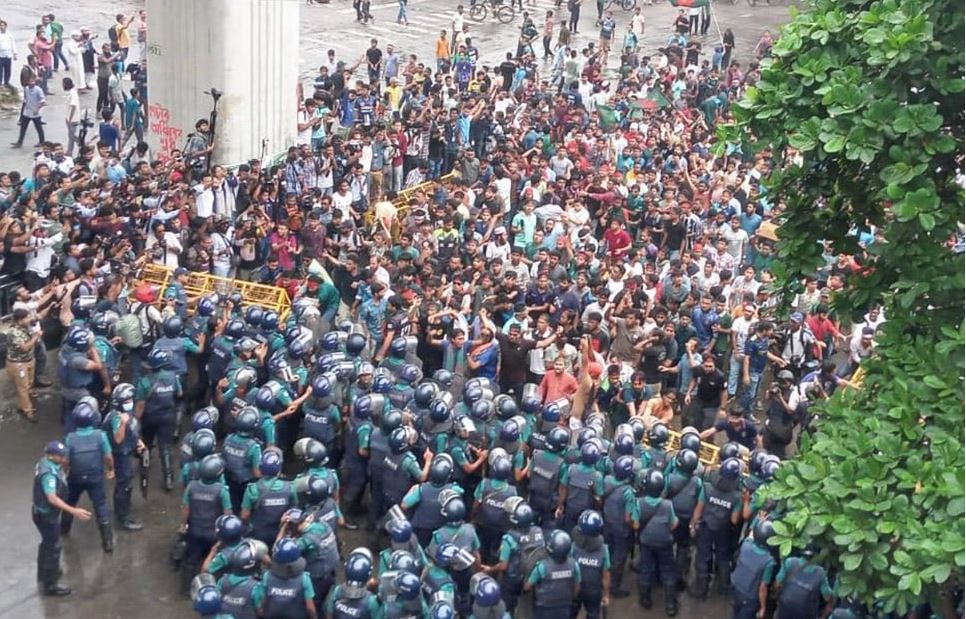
[[139, 448, 150, 499]]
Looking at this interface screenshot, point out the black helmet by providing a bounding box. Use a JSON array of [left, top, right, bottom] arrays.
[[432, 369, 454, 388], [224, 318, 246, 339], [388, 426, 411, 453], [162, 315, 183, 338], [429, 454, 454, 484], [546, 426, 570, 453], [389, 337, 408, 358], [381, 408, 404, 434], [489, 454, 512, 481], [719, 442, 741, 462], [190, 429, 217, 459], [680, 427, 702, 453], [494, 395, 518, 419], [675, 448, 700, 476], [627, 417, 646, 442], [199, 454, 225, 483], [235, 406, 259, 434], [440, 493, 466, 524], [752, 519, 776, 547], [761, 456, 781, 482], [547, 529, 572, 562], [111, 382, 135, 407], [508, 500, 534, 528], [643, 468, 665, 498], [413, 382, 439, 407], [613, 455, 635, 481], [306, 475, 332, 504], [719, 457, 742, 480], [294, 437, 328, 466], [749, 449, 768, 476], [345, 332, 366, 356], [648, 422, 669, 448]]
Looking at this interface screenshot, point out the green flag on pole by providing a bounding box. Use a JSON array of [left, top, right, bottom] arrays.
[[598, 105, 621, 130], [643, 88, 671, 110]]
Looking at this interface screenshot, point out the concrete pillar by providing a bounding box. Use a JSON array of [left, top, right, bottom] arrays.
[[144, 0, 300, 166]]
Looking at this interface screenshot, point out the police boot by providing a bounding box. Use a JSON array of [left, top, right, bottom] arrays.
[[117, 488, 143, 531], [38, 564, 71, 597], [664, 584, 679, 617], [638, 584, 652, 609], [161, 449, 175, 492], [98, 521, 114, 553], [675, 549, 691, 591]]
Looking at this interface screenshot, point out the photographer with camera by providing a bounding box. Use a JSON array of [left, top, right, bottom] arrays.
[[762, 369, 802, 459]]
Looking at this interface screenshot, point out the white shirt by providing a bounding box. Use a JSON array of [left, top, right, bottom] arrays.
[[147, 232, 183, 268], [731, 315, 754, 356], [296, 109, 313, 146], [25, 233, 63, 277], [66, 89, 80, 123], [194, 184, 215, 218], [211, 230, 234, 269], [0, 32, 16, 58]]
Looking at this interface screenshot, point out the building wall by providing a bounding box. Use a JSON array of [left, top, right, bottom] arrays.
[[145, 0, 299, 166]]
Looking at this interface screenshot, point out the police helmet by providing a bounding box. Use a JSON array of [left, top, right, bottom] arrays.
[[489, 454, 512, 481], [233, 366, 258, 389], [429, 454, 454, 484], [470, 399, 493, 421], [66, 327, 92, 351], [463, 384, 484, 406], [546, 426, 571, 453], [353, 395, 375, 420], [306, 475, 332, 504], [440, 493, 466, 524], [719, 442, 741, 462], [162, 315, 183, 338], [749, 449, 769, 476], [287, 339, 309, 360], [499, 418, 521, 443], [90, 312, 114, 336], [283, 507, 307, 526], [224, 318, 246, 339], [432, 369, 453, 388], [192, 407, 219, 432], [680, 430, 702, 454], [429, 601, 456, 619], [643, 468, 665, 498], [70, 297, 94, 319], [400, 364, 423, 385], [228, 540, 259, 574], [357, 362, 375, 377], [429, 399, 452, 424], [228, 291, 244, 307], [413, 382, 439, 408], [111, 382, 135, 407], [255, 386, 276, 411], [389, 550, 419, 575], [547, 529, 572, 562], [193, 585, 221, 615], [234, 337, 258, 356], [268, 354, 290, 376], [310, 374, 333, 398], [345, 333, 366, 356], [494, 395, 518, 419], [272, 537, 301, 564], [199, 454, 225, 482], [676, 448, 700, 476], [235, 407, 259, 434], [72, 400, 99, 428], [753, 519, 776, 547], [521, 395, 542, 415], [245, 306, 264, 326], [648, 422, 670, 448], [394, 572, 421, 600], [761, 455, 781, 482], [259, 310, 278, 331], [147, 347, 172, 370], [719, 457, 742, 480], [381, 409, 404, 433], [508, 500, 534, 528], [542, 402, 561, 423], [627, 417, 646, 442], [259, 448, 283, 477], [196, 296, 216, 317], [613, 455, 636, 481], [577, 426, 598, 447], [580, 439, 602, 465], [345, 549, 373, 583], [435, 542, 459, 567], [387, 518, 413, 544], [474, 575, 502, 607], [388, 426, 411, 453], [389, 337, 408, 358], [215, 514, 243, 545], [321, 331, 343, 352], [372, 373, 393, 394], [613, 432, 634, 456], [578, 509, 604, 537], [191, 429, 217, 459], [295, 437, 329, 466]]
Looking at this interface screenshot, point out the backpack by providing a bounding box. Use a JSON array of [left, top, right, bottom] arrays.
[[116, 302, 156, 349]]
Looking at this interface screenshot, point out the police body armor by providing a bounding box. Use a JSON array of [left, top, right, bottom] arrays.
[[344, 416, 369, 465], [331, 585, 375, 619], [382, 452, 414, 505], [67, 430, 106, 482], [504, 526, 545, 584], [703, 479, 741, 532], [573, 540, 606, 597], [218, 576, 259, 619], [384, 598, 421, 619], [155, 335, 189, 375], [303, 401, 338, 445], [777, 561, 826, 618], [103, 410, 140, 456], [643, 447, 667, 472], [207, 336, 235, 383], [59, 349, 93, 390], [411, 482, 450, 531], [534, 556, 578, 608], [528, 450, 563, 511], [388, 385, 414, 411], [143, 371, 178, 418], [430, 523, 477, 572], [564, 465, 597, 518], [186, 480, 223, 540], [666, 471, 700, 521], [310, 497, 340, 529], [731, 539, 772, 602], [475, 480, 516, 529], [368, 427, 391, 478], [263, 568, 308, 619], [33, 458, 67, 511], [636, 498, 675, 547], [223, 434, 258, 484], [303, 523, 340, 578], [602, 477, 632, 531], [250, 479, 295, 541]]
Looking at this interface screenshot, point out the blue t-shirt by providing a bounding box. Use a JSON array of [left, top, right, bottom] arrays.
[[744, 336, 770, 374], [466, 341, 498, 381]]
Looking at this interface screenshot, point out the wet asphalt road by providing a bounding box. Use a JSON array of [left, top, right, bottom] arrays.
[[0, 357, 735, 618]]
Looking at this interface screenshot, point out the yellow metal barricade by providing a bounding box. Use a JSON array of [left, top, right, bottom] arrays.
[[366, 172, 459, 241], [137, 264, 292, 318], [642, 429, 722, 467]]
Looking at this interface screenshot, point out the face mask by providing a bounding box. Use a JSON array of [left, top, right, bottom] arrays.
[[121, 401, 134, 412]]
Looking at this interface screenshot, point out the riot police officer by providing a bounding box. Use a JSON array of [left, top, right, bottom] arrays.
[[208, 318, 247, 397], [378, 570, 425, 617], [135, 347, 183, 491], [58, 327, 106, 430], [343, 393, 381, 517], [33, 441, 92, 596], [154, 315, 205, 433], [486, 499, 544, 614], [730, 520, 777, 619], [666, 448, 704, 588], [223, 407, 263, 513], [259, 537, 318, 619], [62, 401, 115, 552], [293, 438, 340, 506], [571, 510, 611, 619], [202, 514, 248, 577], [325, 548, 382, 618], [524, 529, 581, 619], [90, 312, 121, 405], [399, 453, 459, 547], [468, 574, 510, 619], [103, 382, 145, 530], [301, 374, 342, 464], [284, 507, 341, 609], [429, 491, 482, 614], [241, 449, 298, 547], [691, 457, 746, 599], [527, 425, 569, 529], [774, 547, 833, 619], [378, 517, 426, 576], [379, 427, 428, 528], [642, 422, 671, 470], [472, 451, 518, 564], [181, 454, 232, 593], [633, 468, 679, 615], [602, 454, 636, 598], [216, 540, 263, 619], [558, 439, 604, 531]]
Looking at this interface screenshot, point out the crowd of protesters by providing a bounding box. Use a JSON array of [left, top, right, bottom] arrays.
[[5, 4, 901, 619]]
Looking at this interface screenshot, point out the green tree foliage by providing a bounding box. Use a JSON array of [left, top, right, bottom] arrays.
[[719, 0, 965, 613]]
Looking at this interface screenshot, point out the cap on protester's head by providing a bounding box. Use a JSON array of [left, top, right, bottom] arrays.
[[174, 267, 189, 277], [861, 327, 875, 337], [494, 226, 507, 236], [790, 312, 804, 324]]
